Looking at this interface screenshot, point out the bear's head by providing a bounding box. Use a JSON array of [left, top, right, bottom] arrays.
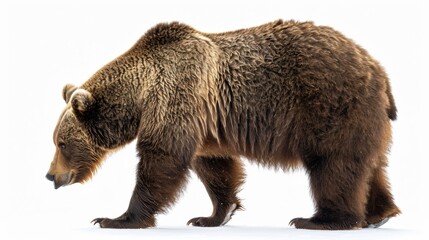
[[46, 84, 107, 189]]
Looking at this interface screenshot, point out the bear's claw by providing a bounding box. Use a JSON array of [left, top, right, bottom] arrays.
[[187, 203, 238, 227], [91, 218, 110, 227], [187, 217, 222, 227], [366, 218, 390, 228], [91, 218, 102, 225], [289, 217, 364, 230], [91, 214, 154, 229], [91, 217, 129, 228]]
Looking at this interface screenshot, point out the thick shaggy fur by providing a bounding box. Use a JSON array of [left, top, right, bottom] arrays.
[[47, 20, 400, 230]]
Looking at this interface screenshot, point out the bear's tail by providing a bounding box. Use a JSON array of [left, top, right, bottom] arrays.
[[386, 80, 397, 121]]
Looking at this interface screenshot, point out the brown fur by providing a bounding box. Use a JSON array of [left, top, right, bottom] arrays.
[[46, 20, 400, 229]]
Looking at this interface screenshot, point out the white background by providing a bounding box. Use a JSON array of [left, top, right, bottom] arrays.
[[1, 0, 427, 239]]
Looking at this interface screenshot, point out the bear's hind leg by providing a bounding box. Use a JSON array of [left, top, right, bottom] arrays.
[[187, 155, 245, 227], [290, 153, 371, 230], [364, 157, 400, 228]]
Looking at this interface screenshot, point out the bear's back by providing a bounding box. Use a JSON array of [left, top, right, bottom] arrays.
[[202, 20, 390, 163]]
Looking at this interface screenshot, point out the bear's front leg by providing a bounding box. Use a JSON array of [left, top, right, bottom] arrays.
[[92, 140, 192, 229]]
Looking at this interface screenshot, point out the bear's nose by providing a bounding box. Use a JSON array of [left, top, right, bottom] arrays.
[[46, 173, 55, 181]]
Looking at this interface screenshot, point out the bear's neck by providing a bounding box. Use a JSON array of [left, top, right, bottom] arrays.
[[81, 57, 146, 149]]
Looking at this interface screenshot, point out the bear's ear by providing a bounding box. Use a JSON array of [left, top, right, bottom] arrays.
[[70, 89, 95, 116], [62, 84, 78, 103]]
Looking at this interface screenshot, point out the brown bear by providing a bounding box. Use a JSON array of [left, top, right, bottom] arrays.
[[46, 20, 400, 230]]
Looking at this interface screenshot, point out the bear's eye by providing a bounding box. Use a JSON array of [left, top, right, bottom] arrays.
[[58, 143, 66, 150]]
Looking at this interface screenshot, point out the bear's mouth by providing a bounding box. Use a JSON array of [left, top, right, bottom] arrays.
[[54, 172, 75, 189]]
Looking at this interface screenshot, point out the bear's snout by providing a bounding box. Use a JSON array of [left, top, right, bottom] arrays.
[[45, 172, 74, 189]]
